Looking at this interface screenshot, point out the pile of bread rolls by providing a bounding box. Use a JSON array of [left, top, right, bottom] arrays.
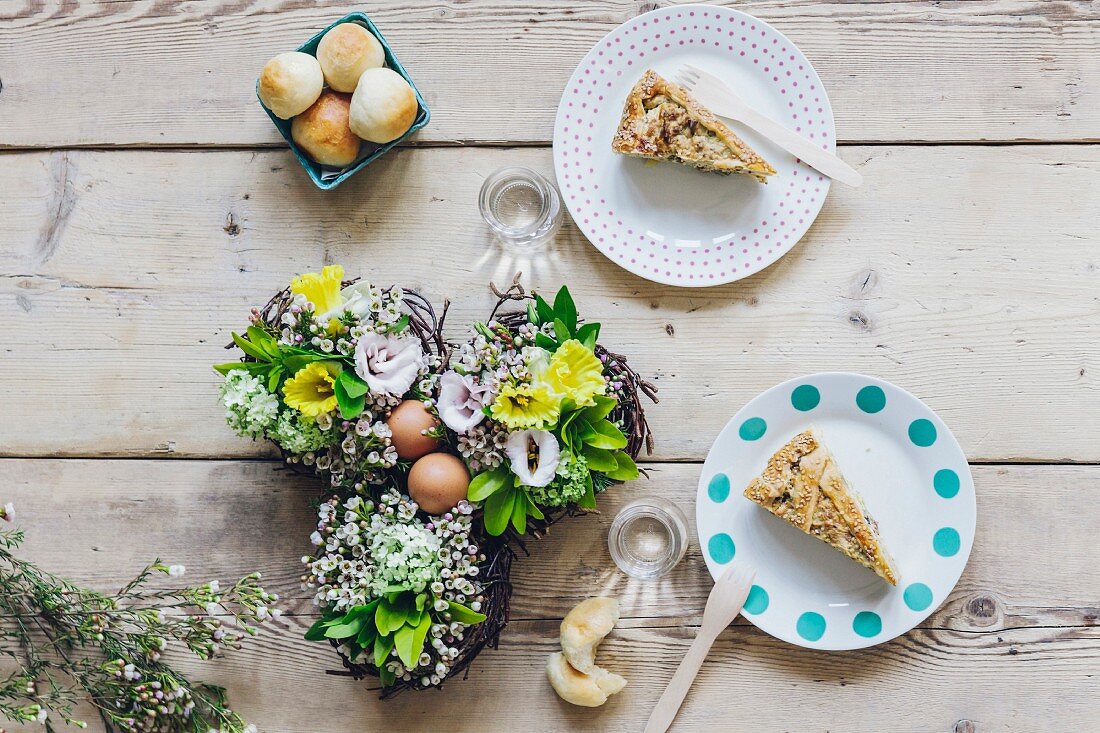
[[258, 23, 419, 167]]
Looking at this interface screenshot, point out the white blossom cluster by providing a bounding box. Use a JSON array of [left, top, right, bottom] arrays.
[[219, 371, 279, 438], [301, 490, 489, 687], [277, 286, 406, 353]]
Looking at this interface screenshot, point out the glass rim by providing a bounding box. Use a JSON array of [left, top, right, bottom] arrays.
[[478, 166, 555, 238]]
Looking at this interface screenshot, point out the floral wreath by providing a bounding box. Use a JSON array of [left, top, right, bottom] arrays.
[[214, 267, 656, 695]]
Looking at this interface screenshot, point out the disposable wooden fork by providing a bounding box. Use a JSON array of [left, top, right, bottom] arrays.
[[674, 64, 863, 187], [643, 560, 756, 733]]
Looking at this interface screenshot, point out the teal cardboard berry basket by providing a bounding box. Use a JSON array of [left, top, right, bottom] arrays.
[[257, 12, 430, 190]]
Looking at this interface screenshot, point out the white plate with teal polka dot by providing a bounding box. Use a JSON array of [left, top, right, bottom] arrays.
[[696, 372, 975, 650]]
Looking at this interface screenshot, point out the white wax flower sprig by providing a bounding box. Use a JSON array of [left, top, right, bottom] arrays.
[[0, 508, 274, 733]]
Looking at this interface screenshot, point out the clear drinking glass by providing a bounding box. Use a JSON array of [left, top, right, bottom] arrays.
[[608, 496, 689, 580], [478, 166, 563, 252]]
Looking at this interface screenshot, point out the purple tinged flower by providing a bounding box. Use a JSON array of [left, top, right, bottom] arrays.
[[353, 332, 426, 396], [437, 371, 495, 434]]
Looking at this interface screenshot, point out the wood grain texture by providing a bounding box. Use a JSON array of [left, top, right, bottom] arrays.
[[3, 459, 1097, 631], [1, 0, 1098, 147], [1, 458, 1097, 732], [2, 146, 1099, 461]]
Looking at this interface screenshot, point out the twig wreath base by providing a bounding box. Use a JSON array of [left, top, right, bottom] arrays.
[[216, 269, 656, 696]]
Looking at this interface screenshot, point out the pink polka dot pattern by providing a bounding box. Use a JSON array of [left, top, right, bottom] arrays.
[[552, 6, 836, 287]]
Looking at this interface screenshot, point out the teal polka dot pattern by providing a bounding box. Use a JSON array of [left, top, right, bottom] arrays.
[[791, 384, 820, 411], [934, 469, 960, 499], [708, 533, 736, 564], [743, 585, 769, 615], [856, 385, 886, 413], [933, 527, 961, 557], [707, 473, 731, 503], [738, 417, 767, 441], [796, 612, 826, 642], [903, 583, 934, 612], [852, 611, 882, 638], [908, 418, 937, 447]]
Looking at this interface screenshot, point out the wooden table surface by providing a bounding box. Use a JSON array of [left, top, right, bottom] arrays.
[[2, 1, 1098, 731]]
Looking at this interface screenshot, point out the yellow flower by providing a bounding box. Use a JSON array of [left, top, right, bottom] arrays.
[[539, 339, 606, 407], [282, 362, 340, 418], [290, 265, 344, 316], [490, 383, 560, 430]]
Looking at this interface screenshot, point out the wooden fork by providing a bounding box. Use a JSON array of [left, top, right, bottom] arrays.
[[643, 560, 756, 733], [674, 64, 863, 187]]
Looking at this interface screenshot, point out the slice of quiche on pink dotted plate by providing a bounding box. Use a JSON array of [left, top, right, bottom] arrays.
[[553, 4, 834, 286]]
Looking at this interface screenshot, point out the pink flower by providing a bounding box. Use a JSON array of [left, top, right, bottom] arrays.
[[353, 332, 426, 396], [437, 371, 495, 434]]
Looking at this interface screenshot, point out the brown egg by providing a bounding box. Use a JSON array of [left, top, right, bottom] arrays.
[[408, 453, 470, 515], [386, 400, 441, 460]]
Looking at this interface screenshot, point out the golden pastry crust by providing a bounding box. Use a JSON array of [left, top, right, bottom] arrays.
[[743, 428, 899, 585], [611, 70, 776, 182]]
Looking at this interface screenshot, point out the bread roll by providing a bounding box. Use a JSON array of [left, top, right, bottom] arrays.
[[545, 653, 626, 708], [349, 67, 418, 144], [316, 23, 384, 93], [291, 92, 360, 167], [258, 52, 324, 119], [560, 597, 620, 674]]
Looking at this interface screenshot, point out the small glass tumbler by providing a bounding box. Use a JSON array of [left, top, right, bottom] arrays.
[[608, 496, 689, 580], [478, 166, 563, 252]]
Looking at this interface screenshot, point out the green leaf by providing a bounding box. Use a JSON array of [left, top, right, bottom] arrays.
[[334, 374, 365, 419], [324, 609, 367, 639], [281, 353, 331, 374], [415, 592, 428, 613], [484, 486, 517, 536], [582, 395, 617, 422], [576, 321, 601, 350], [246, 326, 280, 358], [232, 332, 271, 362], [266, 366, 283, 393], [584, 419, 628, 450], [553, 318, 571, 343], [581, 444, 618, 472], [446, 601, 487, 625], [374, 633, 394, 668], [535, 295, 555, 324], [375, 597, 409, 636], [468, 468, 510, 502], [387, 314, 410, 333], [356, 620, 377, 648], [214, 361, 264, 376], [511, 491, 528, 534], [304, 616, 334, 642], [379, 666, 396, 687], [578, 471, 597, 510], [534, 332, 558, 351], [527, 499, 545, 520], [606, 452, 640, 482], [527, 301, 540, 325], [337, 370, 370, 398], [553, 286, 577, 333], [394, 611, 432, 668]]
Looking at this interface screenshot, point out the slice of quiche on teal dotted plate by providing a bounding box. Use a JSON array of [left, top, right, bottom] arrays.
[[696, 373, 976, 650]]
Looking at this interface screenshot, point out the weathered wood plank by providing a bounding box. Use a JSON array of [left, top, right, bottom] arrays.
[[2, 458, 1097, 732], [1, 0, 1097, 147], [2, 146, 1098, 461], [9, 623, 1097, 733], [3, 459, 1097, 632]]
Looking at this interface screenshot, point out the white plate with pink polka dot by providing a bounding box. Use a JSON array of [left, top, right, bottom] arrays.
[[553, 4, 834, 287]]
